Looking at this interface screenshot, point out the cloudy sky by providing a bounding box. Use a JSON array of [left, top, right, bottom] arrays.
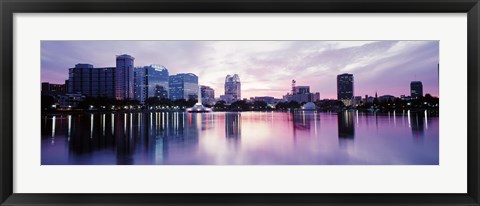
[[41, 41, 439, 99]]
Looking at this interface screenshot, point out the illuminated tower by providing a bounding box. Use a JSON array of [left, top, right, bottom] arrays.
[[115, 54, 135, 100]]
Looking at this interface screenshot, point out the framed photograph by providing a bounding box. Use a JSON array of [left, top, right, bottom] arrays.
[[1, 0, 479, 205]]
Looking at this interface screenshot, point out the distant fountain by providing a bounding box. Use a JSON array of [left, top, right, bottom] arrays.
[[187, 85, 212, 113]]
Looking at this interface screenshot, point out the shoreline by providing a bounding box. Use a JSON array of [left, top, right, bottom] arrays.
[[42, 108, 439, 115]]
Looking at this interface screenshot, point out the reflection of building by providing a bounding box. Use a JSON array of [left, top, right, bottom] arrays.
[[283, 80, 320, 103], [337, 73, 354, 106], [410, 111, 425, 138], [410, 81, 423, 99], [338, 111, 354, 139], [225, 112, 241, 139], [134, 64, 169, 104], [159, 113, 200, 163], [224, 74, 241, 101], [115, 54, 135, 100], [42, 82, 66, 96], [67, 64, 116, 98], [169, 73, 199, 100], [200, 85, 215, 105], [291, 112, 312, 131]]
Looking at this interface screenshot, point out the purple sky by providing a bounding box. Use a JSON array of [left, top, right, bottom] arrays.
[[41, 41, 439, 99]]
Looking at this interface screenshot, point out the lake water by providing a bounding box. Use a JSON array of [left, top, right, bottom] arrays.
[[41, 111, 438, 165]]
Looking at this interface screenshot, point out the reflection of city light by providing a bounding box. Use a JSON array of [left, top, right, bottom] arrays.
[[388, 111, 391, 124], [111, 113, 114, 135], [393, 110, 396, 127], [407, 110, 411, 128], [424, 110, 428, 129], [130, 113, 133, 139], [90, 114, 94, 139], [51, 116, 56, 143], [356, 110, 359, 126], [138, 113, 141, 129], [124, 113, 127, 134], [302, 111, 305, 126], [102, 114, 105, 136], [162, 112, 165, 130], [67, 115, 71, 141]]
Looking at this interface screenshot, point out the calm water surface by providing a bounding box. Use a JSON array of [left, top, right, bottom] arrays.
[[41, 111, 438, 165]]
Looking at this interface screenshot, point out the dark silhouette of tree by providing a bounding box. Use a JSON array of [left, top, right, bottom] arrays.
[[41, 95, 55, 110], [229, 100, 250, 111], [253, 101, 268, 110], [316, 100, 344, 111], [214, 100, 227, 110]]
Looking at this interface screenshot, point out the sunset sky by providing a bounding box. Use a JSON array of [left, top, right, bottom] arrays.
[[41, 41, 439, 99]]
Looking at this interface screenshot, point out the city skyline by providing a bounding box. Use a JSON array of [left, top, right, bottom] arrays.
[[42, 41, 439, 99]]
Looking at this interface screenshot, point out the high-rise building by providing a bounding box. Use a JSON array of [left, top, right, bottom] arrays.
[[115, 54, 135, 100], [168, 73, 199, 100], [410, 81, 423, 99], [224, 74, 241, 101], [337, 73, 354, 100], [41, 82, 66, 96], [200, 85, 215, 105], [293, 86, 310, 95], [134, 64, 169, 104], [283, 80, 320, 103], [67, 63, 116, 98]]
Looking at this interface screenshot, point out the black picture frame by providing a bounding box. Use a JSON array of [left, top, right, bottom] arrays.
[[1, 0, 479, 205]]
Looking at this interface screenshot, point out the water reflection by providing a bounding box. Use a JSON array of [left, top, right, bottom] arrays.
[[338, 111, 355, 139], [42, 111, 439, 165], [338, 111, 355, 149], [290, 111, 315, 140], [410, 111, 426, 139], [225, 112, 241, 139]]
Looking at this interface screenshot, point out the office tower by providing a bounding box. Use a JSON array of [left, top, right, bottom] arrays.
[[224, 74, 241, 101], [200, 85, 215, 105], [134, 64, 169, 104], [411, 81, 423, 99], [115, 54, 135, 100], [67, 63, 116, 98], [337, 73, 354, 100], [168, 73, 199, 100]]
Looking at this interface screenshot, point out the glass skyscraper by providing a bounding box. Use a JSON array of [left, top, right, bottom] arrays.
[[168, 73, 199, 100], [115, 54, 135, 100], [67, 63, 116, 98], [224, 74, 241, 101], [134, 64, 169, 104]]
